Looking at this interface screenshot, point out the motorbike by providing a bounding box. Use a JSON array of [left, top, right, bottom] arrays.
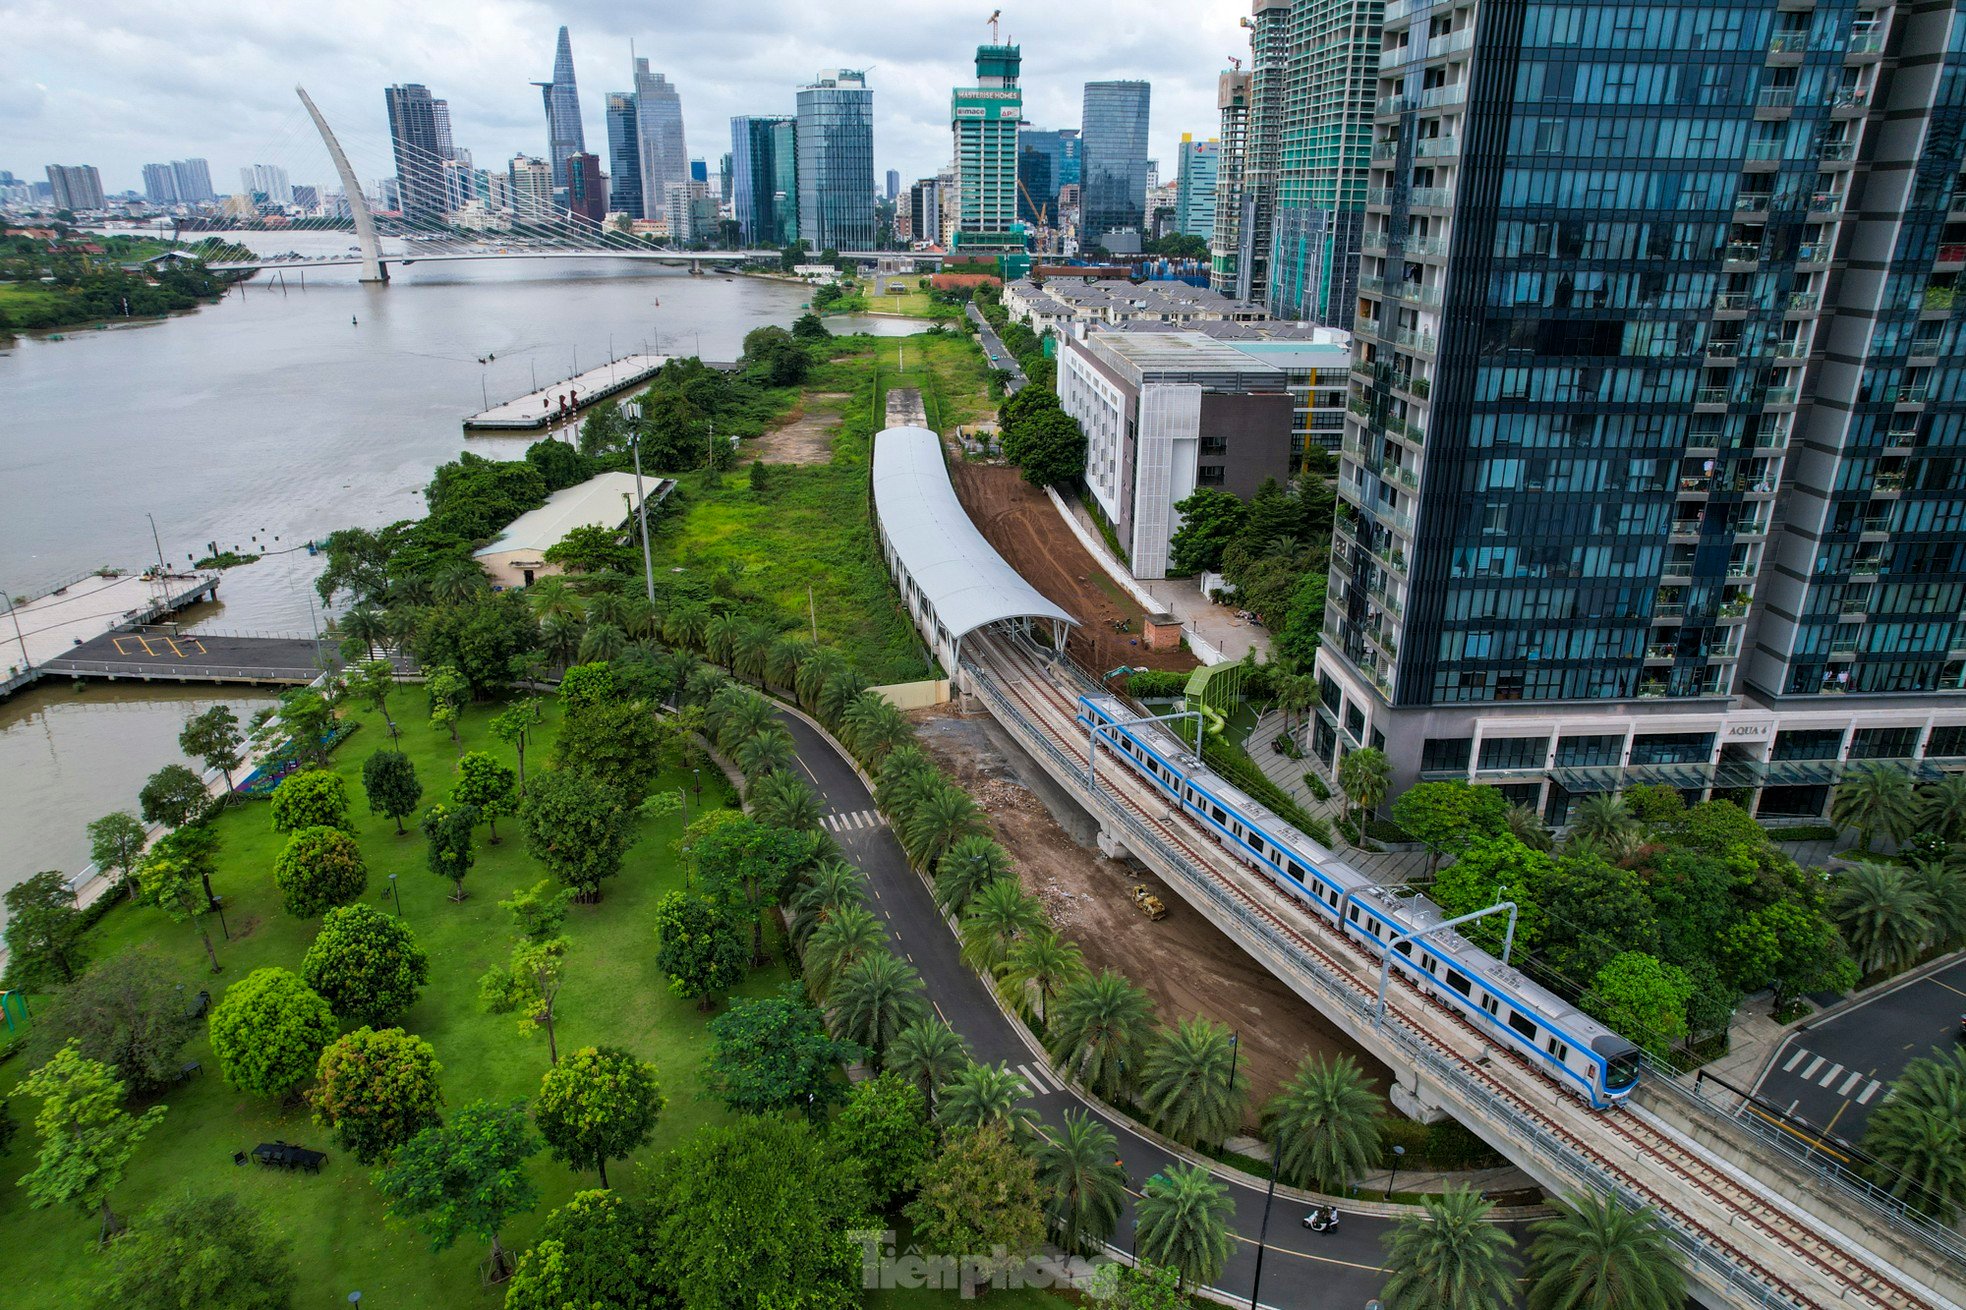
[[1302, 1206, 1341, 1234]]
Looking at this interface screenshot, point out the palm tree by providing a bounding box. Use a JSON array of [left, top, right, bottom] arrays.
[[1264, 1054, 1383, 1193], [1919, 772, 1966, 843], [1833, 763, 1918, 852], [1526, 1193, 1685, 1310], [586, 591, 631, 631], [938, 1061, 1037, 1139], [1000, 931, 1087, 1027], [381, 604, 426, 655], [682, 664, 729, 707], [1032, 1111, 1126, 1255], [1134, 1164, 1234, 1291], [617, 595, 658, 643], [901, 787, 986, 870], [1272, 671, 1318, 740], [888, 1018, 971, 1112], [829, 950, 926, 1064], [766, 637, 813, 692], [788, 859, 866, 944], [541, 612, 583, 670], [429, 558, 487, 605], [1338, 746, 1391, 839], [710, 690, 775, 755], [337, 603, 386, 659], [703, 612, 741, 670], [734, 622, 776, 686], [1568, 794, 1639, 853], [796, 648, 849, 713], [1917, 855, 1966, 950], [803, 903, 888, 1000], [1379, 1187, 1518, 1310], [958, 879, 1047, 973], [578, 621, 627, 664], [734, 725, 796, 780], [750, 770, 822, 832], [1505, 802, 1554, 852], [841, 692, 913, 768], [661, 603, 710, 651], [1828, 861, 1936, 976], [934, 835, 1013, 919], [1047, 970, 1155, 1101], [1860, 1047, 1966, 1221], [874, 746, 939, 813], [817, 669, 865, 728], [1137, 1017, 1248, 1149], [525, 577, 581, 622]]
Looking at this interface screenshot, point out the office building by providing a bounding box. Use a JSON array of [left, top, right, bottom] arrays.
[[690, 159, 708, 185], [1175, 136, 1220, 239], [239, 164, 292, 206], [732, 115, 798, 246], [44, 164, 104, 212], [1210, 70, 1254, 295], [797, 69, 876, 252], [605, 92, 642, 219], [432, 99, 458, 161], [536, 26, 587, 191], [141, 163, 179, 205], [886, 169, 901, 202], [384, 83, 446, 219], [1318, 0, 1966, 824], [719, 153, 734, 205], [290, 184, 320, 213], [1017, 128, 1080, 227], [566, 153, 605, 223], [507, 155, 554, 221], [952, 43, 1024, 251], [633, 58, 690, 222], [1080, 81, 1151, 249], [171, 159, 215, 204], [909, 177, 943, 247]]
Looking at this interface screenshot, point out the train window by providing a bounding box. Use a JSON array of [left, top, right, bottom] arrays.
[[1394, 940, 1412, 957], [1288, 861, 1305, 881], [1346, 906, 1360, 923], [1210, 805, 1227, 824], [1480, 994, 1499, 1015], [1421, 955, 1436, 972], [1444, 970, 1472, 996], [1546, 1038, 1570, 1061], [1507, 1010, 1538, 1040]]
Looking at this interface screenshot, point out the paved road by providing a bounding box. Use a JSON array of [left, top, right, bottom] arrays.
[[967, 303, 1027, 394], [1751, 955, 1966, 1143], [777, 707, 1525, 1306]]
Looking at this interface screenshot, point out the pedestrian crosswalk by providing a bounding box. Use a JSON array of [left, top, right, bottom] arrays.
[[1779, 1044, 1886, 1105], [1014, 1060, 1066, 1097], [821, 809, 885, 834]]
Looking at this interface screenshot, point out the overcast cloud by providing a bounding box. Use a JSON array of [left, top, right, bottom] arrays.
[[5, 0, 1250, 195]]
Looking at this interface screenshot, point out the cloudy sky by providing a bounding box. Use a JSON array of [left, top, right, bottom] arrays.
[[7, 0, 1250, 195]]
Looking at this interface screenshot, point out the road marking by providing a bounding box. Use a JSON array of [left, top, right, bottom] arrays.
[[1856, 1080, 1882, 1105], [1837, 1070, 1865, 1096], [1783, 1048, 1809, 1073], [1801, 1056, 1826, 1080], [1935, 977, 1966, 1000], [1818, 1062, 1845, 1088]]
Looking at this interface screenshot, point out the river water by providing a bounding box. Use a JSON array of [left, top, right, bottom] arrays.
[[0, 235, 810, 895]]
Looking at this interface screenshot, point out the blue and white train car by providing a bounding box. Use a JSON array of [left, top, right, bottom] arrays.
[[1079, 693, 1643, 1109]]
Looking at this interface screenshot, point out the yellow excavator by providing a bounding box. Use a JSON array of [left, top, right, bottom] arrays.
[[1131, 885, 1168, 921]]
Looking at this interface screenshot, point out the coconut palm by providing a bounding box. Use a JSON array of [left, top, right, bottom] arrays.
[[830, 950, 926, 1065], [796, 648, 849, 713], [938, 1061, 1037, 1139], [1000, 932, 1087, 1027], [1920, 773, 1966, 843], [337, 603, 387, 659], [958, 879, 1047, 973], [888, 1018, 971, 1111], [841, 692, 913, 768], [1134, 1164, 1235, 1291], [524, 577, 581, 622], [1917, 855, 1966, 950], [1860, 1047, 1966, 1221], [682, 663, 729, 707], [1272, 671, 1318, 739], [1828, 861, 1936, 976], [382, 604, 426, 655], [766, 637, 813, 691], [1505, 802, 1554, 852], [541, 612, 584, 669], [578, 621, 627, 664], [1264, 1053, 1383, 1193], [1833, 763, 1918, 852], [750, 769, 822, 832], [733, 622, 776, 686], [1525, 1193, 1685, 1310], [817, 669, 865, 727], [900, 786, 986, 870], [429, 558, 487, 605], [803, 903, 888, 1000], [1047, 970, 1155, 1100], [661, 603, 710, 651], [788, 859, 866, 944], [586, 591, 630, 631], [709, 689, 774, 754], [734, 724, 796, 781], [934, 835, 1014, 918], [1569, 795, 1639, 854], [702, 612, 741, 670], [1032, 1111, 1126, 1255], [1379, 1187, 1518, 1310], [874, 745, 939, 813], [1338, 746, 1391, 838], [617, 595, 658, 643], [1137, 1017, 1248, 1150]]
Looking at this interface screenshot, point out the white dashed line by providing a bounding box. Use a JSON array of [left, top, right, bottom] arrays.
[[1801, 1056, 1826, 1080], [1818, 1063, 1845, 1088], [1783, 1048, 1809, 1073]]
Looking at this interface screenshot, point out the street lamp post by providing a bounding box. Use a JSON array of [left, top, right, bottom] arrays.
[[1247, 1166, 1280, 1310], [389, 873, 404, 921], [620, 401, 658, 603], [1223, 1032, 1240, 1153], [211, 894, 230, 941], [1385, 1144, 1405, 1200], [1, 589, 31, 675]]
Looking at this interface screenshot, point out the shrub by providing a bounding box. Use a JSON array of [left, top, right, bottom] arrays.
[[1304, 772, 1331, 801], [271, 825, 369, 918], [269, 769, 351, 833]]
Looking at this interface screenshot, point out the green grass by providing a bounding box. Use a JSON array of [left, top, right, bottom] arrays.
[[861, 290, 962, 320], [0, 695, 785, 1310]]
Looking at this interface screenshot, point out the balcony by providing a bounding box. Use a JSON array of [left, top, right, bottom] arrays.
[[1787, 291, 1820, 312], [1766, 386, 1800, 405], [1874, 471, 1907, 492], [1830, 88, 1871, 111], [1678, 475, 1713, 494], [1757, 87, 1797, 111], [1796, 242, 1830, 265], [1850, 559, 1884, 578], [1841, 595, 1873, 616], [1361, 230, 1389, 253], [1771, 338, 1810, 358], [1819, 141, 1857, 164], [1415, 136, 1460, 160], [1847, 31, 1885, 55], [1418, 83, 1467, 110], [1638, 681, 1670, 699], [1858, 515, 1894, 535], [1653, 602, 1687, 621], [1407, 186, 1455, 208], [1769, 32, 1808, 54], [1889, 385, 1932, 405], [1375, 94, 1416, 118], [1938, 244, 1966, 266], [1809, 192, 1845, 216], [1725, 241, 1765, 263], [1909, 335, 1944, 357], [1706, 338, 1742, 360], [1734, 194, 1772, 214], [1744, 140, 1786, 162], [1696, 387, 1730, 407], [1389, 325, 1438, 355], [1382, 0, 1434, 27], [1714, 292, 1751, 311], [1925, 286, 1958, 311]]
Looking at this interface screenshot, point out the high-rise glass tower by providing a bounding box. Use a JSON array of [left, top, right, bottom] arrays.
[[1080, 81, 1152, 246], [536, 27, 587, 192], [1175, 135, 1220, 238], [797, 69, 876, 252], [732, 115, 798, 246], [605, 92, 642, 220], [633, 58, 689, 224], [384, 83, 445, 220], [953, 43, 1024, 252], [44, 164, 104, 211], [1017, 129, 1080, 226], [172, 159, 214, 203], [1318, 0, 1966, 825]]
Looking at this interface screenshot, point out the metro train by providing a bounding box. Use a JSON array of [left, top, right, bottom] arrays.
[[1078, 693, 1643, 1109]]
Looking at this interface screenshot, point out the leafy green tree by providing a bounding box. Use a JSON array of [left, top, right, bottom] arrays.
[[525, 434, 596, 491], [520, 770, 637, 903], [1047, 969, 1156, 1100], [1429, 834, 1554, 957], [28, 948, 196, 1099], [178, 705, 244, 791], [1134, 1163, 1235, 1291], [906, 1124, 1047, 1295], [1623, 783, 1688, 826], [1007, 405, 1088, 488], [705, 985, 857, 1118], [271, 824, 368, 918], [1526, 1193, 1685, 1310], [505, 1189, 659, 1310], [1537, 853, 1660, 983], [1138, 1017, 1248, 1149], [888, 1018, 972, 1112], [1264, 1053, 1383, 1193], [481, 936, 572, 1067], [1, 871, 86, 989], [933, 833, 1011, 917], [937, 1061, 1039, 1140], [647, 1115, 869, 1308], [1168, 488, 1250, 575], [1392, 780, 1508, 876], [374, 1098, 542, 1280], [426, 663, 469, 750], [1833, 763, 1918, 853], [1033, 1110, 1127, 1255], [831, 951, 927, 1065], [832, 1072, 934, 1208], [501, 879, 574, 942], [543, 523, 635, 575], [652, 891, 749, 1011], [362, 748, 423, 835], [1339, 746, 1392, 834], [1586, 952, 1694, 1059], [695, 815, 807, 963], [135, 844, 222, 973], [491, 701, 543, 792], [422, 800, 477, 901], [309, 1026, 445, 1165], [1915, 855, 1966, 951], [302, 902, 430, 1025], [1829, 860, 1936, 977], [451, 749, 518, 843], [958, 877, 1047, 973], [269, 768, 350, 834], [555, 699, 665, 801], [139, 763, 208, 831], [534, 1045, 664, 1189], [1379, 1186, 1518, 1310], [102, 1190, 297, 1310], [85, 810, 148, 901], [1860, 1046, 1966, 1221], [1082, 1262, 1188, 1310], [10, 1043, 167, 1241], [1719, 899, 1858, 1013], [207, 967, 337, 1101]]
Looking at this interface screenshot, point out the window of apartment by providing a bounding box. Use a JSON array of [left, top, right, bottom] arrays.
[[1629, 732, 1715, 766], [1345, 704, 1366, 743], [1477, 736, 1548, 772], [1197, 465, 1226, 486], [1849, 726, 1918, 760], [1772, 728, 1843, 761], [1924, 725, 1966, 758], [1319, 673, 1341, 713], [1421, 737, 1472, 772], [1555, 734, 1622, 768]]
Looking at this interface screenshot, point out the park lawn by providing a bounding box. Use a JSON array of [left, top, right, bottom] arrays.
[[859, 289, 962, 320], [0, 694, 788, 1310]]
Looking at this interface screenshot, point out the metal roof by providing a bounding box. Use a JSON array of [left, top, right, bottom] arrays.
[[472, 472, 658, 557], [871, 426, 1077, 641]]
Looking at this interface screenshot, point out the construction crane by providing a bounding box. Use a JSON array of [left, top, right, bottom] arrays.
[[1227, 55, 1243, 72], [988, 9, 1002, 41], [1016, 174, 1049, 229]]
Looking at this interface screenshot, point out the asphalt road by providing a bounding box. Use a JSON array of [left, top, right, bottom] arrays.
[[776, 707, 1486, 1307], [967, 303, 1027, 394], [1750, 955, 1966, 1143]]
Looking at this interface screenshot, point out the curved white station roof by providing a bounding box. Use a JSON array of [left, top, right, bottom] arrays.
[[872, 426, 1077, 641]]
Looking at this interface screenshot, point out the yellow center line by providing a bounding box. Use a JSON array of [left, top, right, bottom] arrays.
[[1932, 977, 1966, 1000]]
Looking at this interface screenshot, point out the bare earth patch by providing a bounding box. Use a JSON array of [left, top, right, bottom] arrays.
[[751, 392, 850, 465]]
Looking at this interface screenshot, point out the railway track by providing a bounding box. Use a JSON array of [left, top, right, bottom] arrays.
[[966, 631, 1948, 1310]]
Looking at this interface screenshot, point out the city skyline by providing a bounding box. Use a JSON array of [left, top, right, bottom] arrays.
[[2, 2, 1245, 195]]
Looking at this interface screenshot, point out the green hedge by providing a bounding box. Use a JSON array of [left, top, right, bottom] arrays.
[[1202, 734, 1333, 846]]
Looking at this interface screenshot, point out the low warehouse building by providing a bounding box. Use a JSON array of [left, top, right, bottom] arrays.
[[472, 471, 671, 589]]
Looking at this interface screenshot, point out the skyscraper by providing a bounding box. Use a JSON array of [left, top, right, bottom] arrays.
[[720, 153, 735, 205], [633, 58, 690, 224], [507, 155, 554, 221], [952, 43, 1024, 252], [1318, 0, 1966, 825], [44, 164, 105, 212], [797, 69, 876, 252], [172, 159, 214, 203], [1209, 70, 1253, 295], [732, 115, 798, 246], [886, 169, 901, 202], [431, 99, 457, 161], [1080, 81, 1151, 248], [910, 178, 943, 247], [384, 83, 445, 219], [141, 163, 179, 205], [1016, 128, 1080, 225], [567, 154, 606, 223], [238, 164, 292, 206], [536, 26, 587, 191], [605, 91, 642, 220], [1175, 135, 1219, 239]]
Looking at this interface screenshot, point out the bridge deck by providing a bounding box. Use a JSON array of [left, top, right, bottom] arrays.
[[3, 571, 221, 695], [465, 353, 669, 431], [38, 629, 343, 688]]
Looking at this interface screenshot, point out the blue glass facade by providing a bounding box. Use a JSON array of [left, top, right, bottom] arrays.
[[797, 70, 877, 252], [1081, 81, 1152, 243], [731, 115, 796, 246], [605, 92, 641, 221]]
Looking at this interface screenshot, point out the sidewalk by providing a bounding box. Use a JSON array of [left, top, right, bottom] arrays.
[[1222, 1134, 1540, 1200]]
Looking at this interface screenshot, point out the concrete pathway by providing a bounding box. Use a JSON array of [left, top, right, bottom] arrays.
[[464, 353, 667, 430]]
